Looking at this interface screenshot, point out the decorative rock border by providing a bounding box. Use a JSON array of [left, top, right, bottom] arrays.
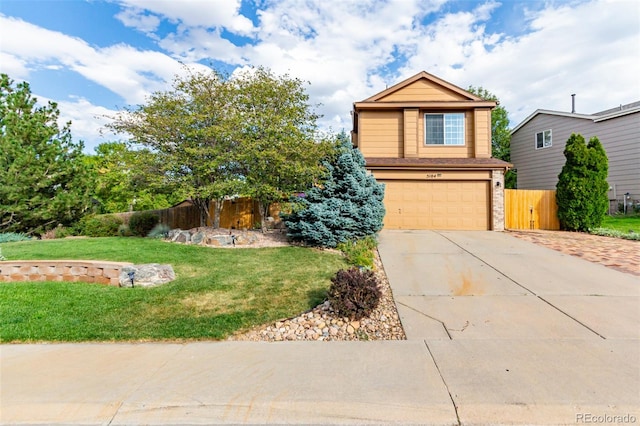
[[0, 260, 133, 286], [168, 228, 260, 247]]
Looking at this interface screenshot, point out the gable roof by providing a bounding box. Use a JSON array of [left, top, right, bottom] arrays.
[[511, 100, 640, 135], [353, 71, 496, 110]]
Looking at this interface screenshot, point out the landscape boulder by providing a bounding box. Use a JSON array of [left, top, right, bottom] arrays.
[[166, 228, 260, 247], [119, 264, 175, 288]]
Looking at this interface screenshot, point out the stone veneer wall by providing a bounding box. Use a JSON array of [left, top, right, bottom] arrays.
[[492, 169, 505, 231], [0, 260, 134, 286]]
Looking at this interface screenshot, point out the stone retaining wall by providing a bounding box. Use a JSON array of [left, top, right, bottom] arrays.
[[0, 260, 134, 286]]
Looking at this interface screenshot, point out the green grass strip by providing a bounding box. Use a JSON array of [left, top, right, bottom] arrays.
[[0, 237, 345, 342]]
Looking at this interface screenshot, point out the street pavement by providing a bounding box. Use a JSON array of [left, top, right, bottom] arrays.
[[1, 230, 638, 425]]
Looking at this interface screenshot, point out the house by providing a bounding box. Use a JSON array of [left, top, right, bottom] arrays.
[[510, 101, 640, 211], [351, 71, 511, 230]]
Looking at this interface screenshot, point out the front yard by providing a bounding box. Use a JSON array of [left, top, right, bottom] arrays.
[[0, 238, 346, 342]]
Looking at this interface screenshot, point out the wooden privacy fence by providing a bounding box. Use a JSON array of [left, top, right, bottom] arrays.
[[505, 189, 560, 230], [112, 198, 281, 230]]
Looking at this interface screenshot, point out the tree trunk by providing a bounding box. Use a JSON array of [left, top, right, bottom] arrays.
[[193, 198, 211, 228], [212, 199, 224, 229], [259, 202, 270, 233]]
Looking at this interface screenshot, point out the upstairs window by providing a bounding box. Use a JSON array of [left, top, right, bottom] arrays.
[[536, 129, 552, 149], [425, 113, 465, 145]]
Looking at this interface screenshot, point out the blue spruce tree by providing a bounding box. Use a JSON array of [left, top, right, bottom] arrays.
[[284, 133, 385, 247]]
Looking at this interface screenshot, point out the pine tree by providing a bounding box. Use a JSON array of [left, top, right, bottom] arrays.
[[284, 133, 385, 247], [0, 74, 93, 235], [556, 133, 609, 231]]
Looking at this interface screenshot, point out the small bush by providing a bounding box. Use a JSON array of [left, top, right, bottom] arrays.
[[589, 228, 640, 241], [128, 211, 159, 237], [328, 267, 381, 320], [41, 229, 57, 240], [148, 223, 170, 239], [0, 232, 32, 243], [118, 224, 132, 237], [41, 225, 75, 240], [79, 215, 124, 237], [337, 236, 378, 268]]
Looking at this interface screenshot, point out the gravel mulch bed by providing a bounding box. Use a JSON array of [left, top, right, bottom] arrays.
[[228, 250, 406, 342]]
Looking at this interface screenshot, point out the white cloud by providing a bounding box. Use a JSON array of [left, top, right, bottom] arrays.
[[115, 7, 161, 34], [116, 0, 255, 35], [26, 94, 118, 153], [0, 14, 202, 105], [0, 52, 29, 79], [3, 0, 639, 150], [240, 0, 448, 131]]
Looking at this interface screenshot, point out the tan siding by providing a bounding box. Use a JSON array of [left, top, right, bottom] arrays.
[[403, 109, 419, 157], [378, 79, 468, 102], [474, 109, 491, 158], [358, 110, 403, 157]]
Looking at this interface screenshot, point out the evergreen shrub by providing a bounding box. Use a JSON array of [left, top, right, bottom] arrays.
[[328, 267, 381, 320], [80, 215, 124, 237], [128, 211, 159, 237], [284, 133, 385, 247], [556, 134, 609, 231]]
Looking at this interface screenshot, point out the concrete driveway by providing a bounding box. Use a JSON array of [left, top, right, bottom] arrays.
[[378, 230, 639, 424]]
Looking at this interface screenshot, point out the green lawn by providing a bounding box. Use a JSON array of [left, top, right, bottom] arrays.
[[0, 238, 346, 342], [600, 215, 640, 233]]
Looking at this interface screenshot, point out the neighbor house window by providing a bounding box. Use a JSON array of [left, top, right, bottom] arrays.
[[425, 113, 465, 145], [535, 129, 552, 149]]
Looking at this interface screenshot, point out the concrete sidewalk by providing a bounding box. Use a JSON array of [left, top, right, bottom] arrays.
[[1, 341, 456, 425], [1, 230, 638, 425]]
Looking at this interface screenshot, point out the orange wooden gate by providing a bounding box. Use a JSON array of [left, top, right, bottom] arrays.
[[505, 189, 560, 230]]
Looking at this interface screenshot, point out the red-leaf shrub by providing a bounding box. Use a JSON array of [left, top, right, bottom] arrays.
[[328, 267, 381, 320]]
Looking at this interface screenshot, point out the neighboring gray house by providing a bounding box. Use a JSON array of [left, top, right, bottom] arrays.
[[510, 101, 640, 212]]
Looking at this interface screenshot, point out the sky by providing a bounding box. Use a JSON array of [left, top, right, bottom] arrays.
[[1, 0, 639, 153]]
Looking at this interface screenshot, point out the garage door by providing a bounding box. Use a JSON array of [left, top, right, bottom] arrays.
[[381, 180, 490, 230]]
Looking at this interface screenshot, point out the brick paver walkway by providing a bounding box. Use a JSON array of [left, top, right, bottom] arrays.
[[508, 230, 639, 276]]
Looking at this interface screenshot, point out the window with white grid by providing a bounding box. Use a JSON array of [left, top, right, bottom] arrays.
[[425, 113, 465, 145]]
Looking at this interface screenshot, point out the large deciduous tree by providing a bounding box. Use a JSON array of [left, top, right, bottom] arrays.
[[556, 133, 609, 231], [107, 66, 329, 230], [0, 73, 93, 235], [230, 67, 330, 231], [284, 132, 386, 247], [467, 86, 516, 188], [107, 69, 239, 228]]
